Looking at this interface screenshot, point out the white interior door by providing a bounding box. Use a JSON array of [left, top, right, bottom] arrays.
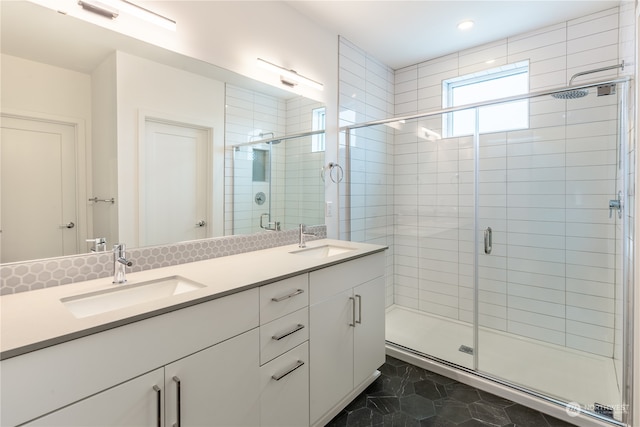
[[141, 119, 209, 246], [1, 116, 78, 262]]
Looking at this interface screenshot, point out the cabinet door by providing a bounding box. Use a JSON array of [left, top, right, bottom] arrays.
[[353, 276, 386, 386], [309, 289, 354, 424], [24, 369, 164, 427], [165, 329, 260, 427]]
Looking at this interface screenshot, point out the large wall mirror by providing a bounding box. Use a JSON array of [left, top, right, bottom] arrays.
[[0, 1, 325, 264]]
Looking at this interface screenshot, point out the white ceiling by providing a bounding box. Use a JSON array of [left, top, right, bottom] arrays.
[[286, 0, 625, 70]]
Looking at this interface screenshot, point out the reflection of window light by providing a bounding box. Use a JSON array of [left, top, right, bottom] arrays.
[[312, 107, 326, 153], [339, 109, 357, 146], [443, 61, 529, 137]]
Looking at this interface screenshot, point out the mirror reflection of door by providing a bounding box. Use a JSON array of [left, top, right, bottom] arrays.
[[1, 116, 78, 262], [141, 119, 210, 247]]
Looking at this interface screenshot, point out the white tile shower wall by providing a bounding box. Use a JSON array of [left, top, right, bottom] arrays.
[[338, 37, 395, 307], [393, 7, 624, 356], [224, 85, 286, 235], [283, 97, 325, 230]]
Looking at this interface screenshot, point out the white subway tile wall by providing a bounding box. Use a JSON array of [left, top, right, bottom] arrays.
[[338, 37, 396, 307], [340, 7, 630, 358], [224, 85, 325, 235]]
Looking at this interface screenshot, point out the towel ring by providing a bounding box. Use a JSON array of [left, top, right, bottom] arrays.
[[320, 163, 344, 183]]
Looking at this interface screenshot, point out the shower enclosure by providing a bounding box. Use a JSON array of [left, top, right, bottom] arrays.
[[343, 77, 634, 425]]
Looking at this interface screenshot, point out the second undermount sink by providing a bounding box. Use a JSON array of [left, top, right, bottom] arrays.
[[61, 276, 206, 319], [290, 244, 355, 259]]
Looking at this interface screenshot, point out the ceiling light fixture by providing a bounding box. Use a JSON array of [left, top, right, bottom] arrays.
[[78, 0, 176, 31], [457, 20, 474, 31], [257, 58, 324, 91]]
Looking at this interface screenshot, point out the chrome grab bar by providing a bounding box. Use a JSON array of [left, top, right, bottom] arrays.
[[484, 227, 492, 255]]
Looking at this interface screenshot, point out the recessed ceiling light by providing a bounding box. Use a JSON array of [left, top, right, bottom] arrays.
[[457, 20, 474, 31]]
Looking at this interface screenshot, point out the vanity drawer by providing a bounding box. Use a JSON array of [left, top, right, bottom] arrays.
[[260, 274, 308, 324], [260, 342, 309, 427], [260, 307, 308, 365]]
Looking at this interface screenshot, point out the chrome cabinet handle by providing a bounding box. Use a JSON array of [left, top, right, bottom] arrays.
[[60, 222, 75, 229], [152, 385, 161, 427], [195, 220, 206, 227], [484, 227, 492, 254], [271, 360, 305, 381], [271, 288, 304, 302], [355, 294, 362, 324], [172, 376, 181, 427], [349, 296, 356, 327], [272, 324, 304, 341]]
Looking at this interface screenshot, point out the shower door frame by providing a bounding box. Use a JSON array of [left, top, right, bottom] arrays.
[[341, 76, 634, 426]]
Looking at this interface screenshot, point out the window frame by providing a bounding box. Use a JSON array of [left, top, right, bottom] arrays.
[[442, 61, 530, 137]]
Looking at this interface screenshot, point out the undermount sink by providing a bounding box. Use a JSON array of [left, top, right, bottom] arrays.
[[61, 276, 206, 319], [290, 244, 355, 259]]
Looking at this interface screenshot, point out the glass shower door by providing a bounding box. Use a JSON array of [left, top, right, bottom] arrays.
[[475, 87, 627, 422]]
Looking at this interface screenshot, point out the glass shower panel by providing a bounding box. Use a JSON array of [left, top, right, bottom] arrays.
[[385, 115, 475, 370], [476, 87, 625, 421]]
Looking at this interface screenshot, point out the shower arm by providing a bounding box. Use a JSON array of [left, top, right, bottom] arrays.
[[568, 61, 624, 85]]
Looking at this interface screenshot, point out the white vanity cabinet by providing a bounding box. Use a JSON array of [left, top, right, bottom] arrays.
[[24, 368, 166, 427], [308, 252, 386, 425], [3, 289, 259, 427], [165, 329, 260, 427]]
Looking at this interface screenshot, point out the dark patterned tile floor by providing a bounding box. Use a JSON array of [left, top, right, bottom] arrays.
[[326, 356, 578, 427]]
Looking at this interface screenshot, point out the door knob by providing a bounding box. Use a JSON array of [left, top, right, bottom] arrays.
[[60, 222, 75, 229], [195, 220, 206, 227]]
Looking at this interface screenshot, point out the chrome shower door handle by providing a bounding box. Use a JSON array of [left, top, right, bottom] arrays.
[[484, 227, 492, 255]]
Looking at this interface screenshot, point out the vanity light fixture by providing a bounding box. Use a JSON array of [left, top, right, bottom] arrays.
[[457, 20, 474, 31], [257, 58, 324, 91], [78, 0, 176, 31], [78, 0, 118, 19]]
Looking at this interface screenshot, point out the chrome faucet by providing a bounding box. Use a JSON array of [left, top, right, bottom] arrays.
[[298, 224, 316, 248], [113, 243, 133, 284]]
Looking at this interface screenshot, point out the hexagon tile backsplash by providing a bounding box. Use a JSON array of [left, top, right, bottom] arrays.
[[0, 226, 326, 295]]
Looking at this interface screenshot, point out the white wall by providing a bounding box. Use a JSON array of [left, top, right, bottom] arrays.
[[115, 51, 225, 246], [338, 38, 396, 308], [91, 54, 118, 247]]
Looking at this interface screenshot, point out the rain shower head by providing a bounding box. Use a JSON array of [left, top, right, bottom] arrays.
[[551, 89, 589, 100], [552, 61, 624, 100]]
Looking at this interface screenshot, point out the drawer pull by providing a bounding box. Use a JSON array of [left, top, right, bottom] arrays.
[[271, 288, 304, 302], [271, 360, 305, 381], [272, 324, 305, 341], [172, 376, 181, 427], [356, 294, 362, 324], [153, 385, 161, 427]]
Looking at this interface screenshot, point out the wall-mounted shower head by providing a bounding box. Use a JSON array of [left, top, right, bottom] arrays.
[[552, 61, 624, 100]]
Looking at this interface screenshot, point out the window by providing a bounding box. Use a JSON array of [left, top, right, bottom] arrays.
[[312, 107, 326, 152], [443, 61, 529, 137]]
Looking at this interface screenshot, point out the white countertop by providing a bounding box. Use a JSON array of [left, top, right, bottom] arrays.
[[0, 239, 386, 360]]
